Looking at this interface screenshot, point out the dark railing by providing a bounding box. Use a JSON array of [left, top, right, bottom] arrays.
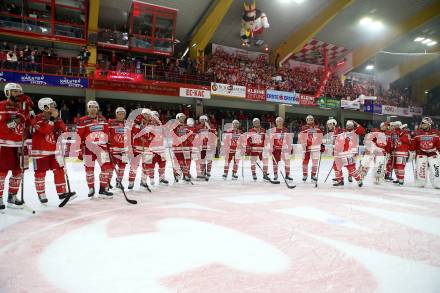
[[0, 51, 84, 77], [94, 64, 212, 86]]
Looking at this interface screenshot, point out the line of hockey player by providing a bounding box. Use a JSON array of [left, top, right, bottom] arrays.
[[1, 83, 440, 211]]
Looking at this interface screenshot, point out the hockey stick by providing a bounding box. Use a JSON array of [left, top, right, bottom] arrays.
[[324, 159, 334, 183], [272, 155, 296, 189], [19, 102, 35, 214], [108, 152, 137, 205], [57, 110, 77, 207], [58, 135, 77, 207], [255, 161, 280, 184], [315, 152, 322, 188]]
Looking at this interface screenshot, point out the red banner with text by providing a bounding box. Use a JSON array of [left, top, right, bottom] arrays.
[[246, 87, 266, 102]]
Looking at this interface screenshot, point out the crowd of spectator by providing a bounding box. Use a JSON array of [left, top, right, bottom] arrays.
[[206, 47, 416, 106], [1, 39, 419, 109]]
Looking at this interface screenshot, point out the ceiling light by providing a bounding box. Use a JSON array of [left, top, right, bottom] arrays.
[[414, 37, 424, 42], [427, 41, 437, 46], [359, 17, 372, 26], [421, 38, 432, 44], [293, 0, 305, 3], [366, 64, 374, 70], [371, 20, 383, 30]]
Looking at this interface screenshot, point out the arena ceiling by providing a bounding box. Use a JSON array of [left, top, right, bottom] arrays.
[[99, 0, 439, 75]]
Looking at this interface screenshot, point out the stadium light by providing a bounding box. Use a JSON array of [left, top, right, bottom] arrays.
[[366, 64, 374, 70], [359, 17, 372, 26], [414, 37, 425, 42], [371, 20, 383, 30], [421, 38, 432, 44], [427, 41, 437, 46]]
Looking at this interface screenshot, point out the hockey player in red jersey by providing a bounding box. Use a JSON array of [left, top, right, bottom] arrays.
[[389, 121, 411, 185], [0, 83, 33, 210], [323, 118, 343, 183], [194, 115, 217, 180], [358, 122, 392, 184], [382, 122, 394, 181], [411, 117, 440, 189], [222, 120, 243, 180], [247, 118, 269, 181], [268, 117, 293, 182], [144, 110, 169, 186], [108, 107, 128, 189], [298, 115, 323, 182], [31, 97, 75, 203], [76, 100, 113, 198], [171, 113, 193, 183], [128, 108, 151, 189], [333, 120, 365, 187]]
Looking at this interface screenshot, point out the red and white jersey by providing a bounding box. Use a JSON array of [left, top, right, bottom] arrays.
[[223, 129, 243, 152], [363, 129, 392, 156], [247, 127, 266, 152], [334, 125, 365, 157], [299, 125, 323, 152], [131, 116, 149, 153], [145, 121, 166, 154], [77, 115, 109, 147], [195, 123, 217, 149], [108, 118, 128, 153], [411, 129, 440, 156], [391, 128, 411, 156], [324, 127, 343, 145], [0, 99, 32, 147], [31, 113, 66, 157], [172, 123, 194, 151], [270, 127, 290, 150]]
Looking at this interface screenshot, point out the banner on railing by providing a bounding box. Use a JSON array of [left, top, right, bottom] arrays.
[[246, 87, 266, 102], [397, 107, 412, 117], [409, 106, 423, 116], [211, 82, 246, 98], [340, 99, 360, 110], [363, 100, 382, 114], [382, 105, 397, 115], [94, 70, 143, 82], [317, 97, 340, 108], [0, 71, 88, 88], [266, 90, 299, 105], [298, 94, 317, 106], [179, 87, 211, 99], [90, 79, 179, 96]]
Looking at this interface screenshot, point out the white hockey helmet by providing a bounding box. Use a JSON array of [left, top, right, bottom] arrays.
[[232, 119, 240, 126], [199, 115, 208, 122], [4, 83, 23, 98], [275, 116, 284, 124], [306, 115, 314, 122], [87, 100, 99, 109], [421, 117, 433, 126], [38, 97, 54, 111], [187, 118, 195, 127], [252, 118, 260, 123], [142, 108, 151, 115], [176, 112, 186, 120], [327, 118, 337, 126], [151, 110, 159, 117], [390, 121, 402, 128], [346, 120, 354, 128], [115, 107, 126, 114]]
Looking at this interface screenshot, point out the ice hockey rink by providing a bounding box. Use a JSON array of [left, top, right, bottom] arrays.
[[0, 157, 439, 293]]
